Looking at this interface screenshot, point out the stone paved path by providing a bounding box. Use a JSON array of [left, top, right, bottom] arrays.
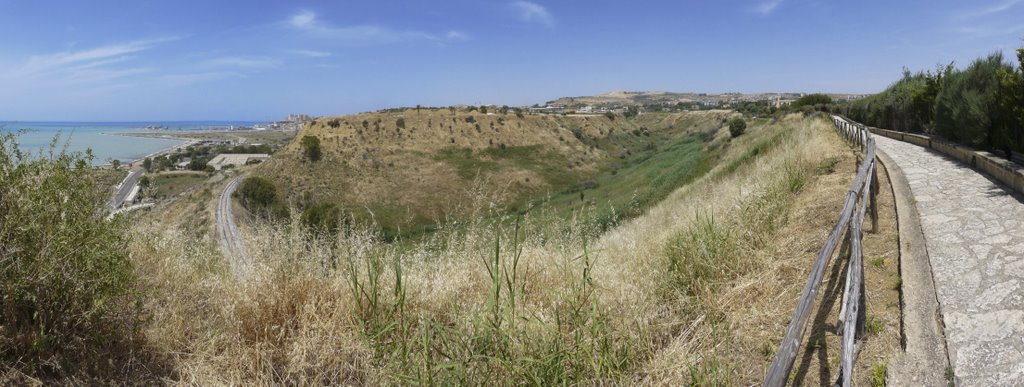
[[874, 135, 1024, 385]]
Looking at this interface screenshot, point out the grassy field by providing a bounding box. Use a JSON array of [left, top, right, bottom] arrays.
[[147, 171, 208, 199], [63, 112, 897, 385], [532, 133, 713, 229]]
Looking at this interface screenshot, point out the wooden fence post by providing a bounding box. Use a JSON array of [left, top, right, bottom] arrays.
[[870, 157, 879, 233]]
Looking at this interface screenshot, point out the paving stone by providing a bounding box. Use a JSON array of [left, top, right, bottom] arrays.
[[875, 135, 1024, 386]]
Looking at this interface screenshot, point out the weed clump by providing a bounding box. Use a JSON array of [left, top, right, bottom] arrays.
[[0, 134, 146, 378]]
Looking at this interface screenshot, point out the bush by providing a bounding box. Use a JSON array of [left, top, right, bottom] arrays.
[[236, 176, 287, 219], [729, 118, 747, 137], [792, 93, 832, 108], [0, 133, 141, 376], [933, 54, 1008, 147], [301, 201, 342, 235], [301, 135, 322, 162], [839, 50, 1024, 153]]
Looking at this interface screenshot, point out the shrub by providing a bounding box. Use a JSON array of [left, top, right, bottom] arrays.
[[395, 118, 405, 129], [839, 49, 1024, 152], [0, 133, 141, 376], [729, 118, 747, 137], [934, 54, 1008, 147], [301, 135, 322, 162], [792, 93, 832, 108], [236, 176, 287, 219], [301, 201, 343, 235], [604, 111, 615, 120]]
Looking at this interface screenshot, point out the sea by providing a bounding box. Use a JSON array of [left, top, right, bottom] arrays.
[[0, 121, 260, 165]]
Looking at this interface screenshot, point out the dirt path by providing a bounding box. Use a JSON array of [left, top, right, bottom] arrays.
[[874, 135, 1024, 385]]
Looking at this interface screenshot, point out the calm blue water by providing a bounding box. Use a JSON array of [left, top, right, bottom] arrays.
[[0, 121, 259, 165]]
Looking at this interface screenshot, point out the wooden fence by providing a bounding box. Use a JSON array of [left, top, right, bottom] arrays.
[[762, 115, 879, 386]]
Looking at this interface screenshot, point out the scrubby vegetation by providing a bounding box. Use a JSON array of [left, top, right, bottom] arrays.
[[729, 118, 747, 137], [257, 109, 735, 235], [792, 93, 833, 109], [2, 113, 900, 384], [300, 135, 322, 162], [301, 201, 343, 235], [236, 176, 288, 219], [837, 49, 1024, 154], [0, 134, 149, 379]]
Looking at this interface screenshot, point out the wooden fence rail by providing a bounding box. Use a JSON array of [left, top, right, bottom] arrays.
[[763, 115, 877, 386]]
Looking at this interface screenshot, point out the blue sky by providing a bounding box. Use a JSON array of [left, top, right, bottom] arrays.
[[0, 0, 1021, 121]]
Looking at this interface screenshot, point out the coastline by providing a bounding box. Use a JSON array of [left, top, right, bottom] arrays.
[[100, 132, 196, 167]]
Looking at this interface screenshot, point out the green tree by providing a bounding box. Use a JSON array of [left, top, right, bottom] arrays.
[[111, 159, 120, 169], [933, 54, 1010, 147], [139, 175, 151, 188], [729, 118, 747, 137], [839, 50, 1023, 154], [142, 157, 152, 172], [994, 49, 1024, 154], [188, 157, 208, 171], [396, 117, 406, 129], [0, 133, 140, 375], [300, 135, 322, 162], [236, 176, 280, 216]]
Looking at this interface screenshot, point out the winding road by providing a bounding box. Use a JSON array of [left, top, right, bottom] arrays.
[[108, 168, 143, 210], [216, 175, 249, 276]]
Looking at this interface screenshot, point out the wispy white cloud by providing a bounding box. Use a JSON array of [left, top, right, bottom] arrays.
[[754, 0, 784, 15], [0, 37, 180, 93], [289, 49, 332, 58], [15, 37, 178, 77], [204, 56, 280, 68], [955, 0, 1023, 19], [285, 10, 459, 44], [509, 1, 554, 28], [290, 10, 318, 29]]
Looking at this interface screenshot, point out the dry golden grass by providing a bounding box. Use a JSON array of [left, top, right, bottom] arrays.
[[256, 109, 732, 229], [120, 113, 900, 385]]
